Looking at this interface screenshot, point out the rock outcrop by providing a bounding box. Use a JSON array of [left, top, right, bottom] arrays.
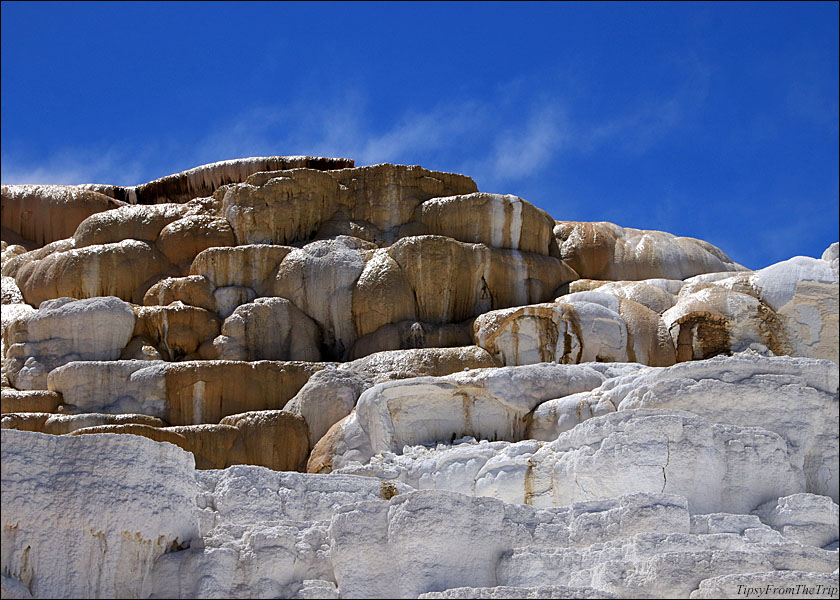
[[554, 221, 747, 281], [1, 156, 837, 599], [1, 184, 126, 247]]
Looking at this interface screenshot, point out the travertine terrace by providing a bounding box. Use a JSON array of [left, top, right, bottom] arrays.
[[1, 156, 838, 599]]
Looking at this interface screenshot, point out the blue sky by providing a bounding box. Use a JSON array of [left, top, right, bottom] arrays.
[[2, 2, 837, 269]]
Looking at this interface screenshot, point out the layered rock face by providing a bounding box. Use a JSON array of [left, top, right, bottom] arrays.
[[1, 156, 838, 599]]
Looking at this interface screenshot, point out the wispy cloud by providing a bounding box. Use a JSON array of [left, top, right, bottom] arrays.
[[576, 55, 709, 156], [2, 59, 707, 192], [1, 146, 150, 186]]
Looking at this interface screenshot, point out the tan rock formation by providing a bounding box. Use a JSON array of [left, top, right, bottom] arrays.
[[414, 192, 560, 256], [156, 215, 236, 271], [165, 423, 240, 468], [163, 360, 328, 425], [70, 422, 192, 449], [1, 238, 76, 279], [190, 244, 293, 292], [389, 235, 578, 324], [271, 237, 375, 358], [73, 203, 188, 247], [348, 320, 472, 360], [221, 169, 345, 245], [336, 164, 478, 231], [554, 221, 746, 281], [663, 283, 780, 361], [133, 303, 222, 360], [563, 256, 839, 364], [44, 359, 328, 426], [119, 336, 165, 361], [0, 389, 62, 413], [129, 156, 354, 205], [213, 297, 321, 361], [143, 275, 215, 311], [473, 291, 676, 367], [220, 163, 477, 246], [15, 239, 175, 305], [750, 256, 839, 363], [344, 345, 499, 380], [65, 409, 309, 471], [1, 184, 125, 246], [219, 410, 310, 470], [307, 415, 350, 473], [352, 249, 418, 338], [0, 412, 165, 434]]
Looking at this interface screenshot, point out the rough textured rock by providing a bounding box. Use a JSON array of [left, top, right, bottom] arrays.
[[189, 244, 292, 293], [133, 302, 221, 360], [73, 203, 188, 247], [147, 466, 411, 599], [554, 221, 747, 281], [419, 586, 619, 599], [143, 275, 216, 311], [309, 363, 609, 470], [4, 297, 136, 390], [1, 411, 165, 434], [287, 346, 499, 451], [214, 297, 322, 361], [335, 407, 806, 515], [497, 533, 837, 598], [474, 291, 676, 367], [690, 571, 840, 599], [1, 275, 24, 305], [527, 353, 839, 501], [46, 360, 169, 417], [414, 192, 561, 256], [271, 237, 374, 358], [45, 359, 327, 425], [131, 156, 354, 205], [754, 494, 840, 548], [156, 214, 236, 270], [390, 235, 578, 324], [1, 429, 198, 599], [15, 239, 174, 305], [1, 184, 125, 246], [3, 427, 837, 599], [1, 157, 837, 599]]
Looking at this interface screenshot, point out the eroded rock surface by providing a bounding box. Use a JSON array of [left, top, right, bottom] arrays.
[[1, 157, 837, 599]]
